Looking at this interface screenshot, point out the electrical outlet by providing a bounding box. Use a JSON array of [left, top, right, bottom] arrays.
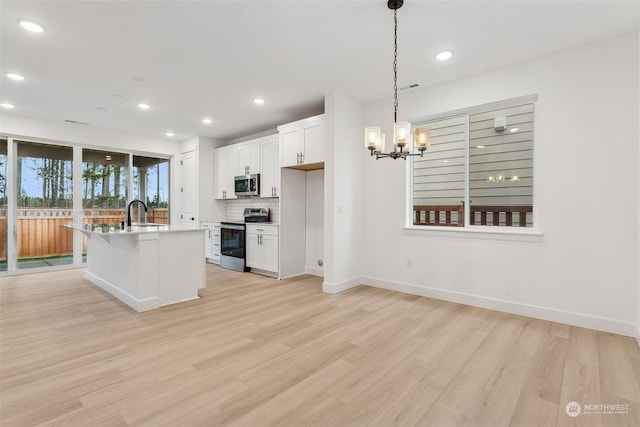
[[407, 258, 413, 267]]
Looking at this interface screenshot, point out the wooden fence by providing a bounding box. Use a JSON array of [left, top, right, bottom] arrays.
[[0, 207, 168, 260]]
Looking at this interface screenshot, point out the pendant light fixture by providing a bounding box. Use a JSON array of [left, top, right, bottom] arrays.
[[365, 0, 431, 160]]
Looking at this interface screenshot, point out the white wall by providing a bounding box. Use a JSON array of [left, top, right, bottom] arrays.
[[0, 114, 183, 223], [305, 169, 324, 276], [637, 28, 640, 345], [323, 93, 364, 292], [361, 32, 639, 336]]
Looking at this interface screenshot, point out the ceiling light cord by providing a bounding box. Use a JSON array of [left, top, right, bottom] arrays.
[[393, 8, 398, 124]]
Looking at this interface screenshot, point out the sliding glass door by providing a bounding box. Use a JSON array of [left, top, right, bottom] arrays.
[[81, 149, 129, 263], [15, 140, 74, 270], [133, 155, 170, 224], [0, 138, 172, 274]]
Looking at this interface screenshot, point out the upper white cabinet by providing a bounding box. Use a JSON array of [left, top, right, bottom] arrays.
[[278, 114, 325, 169], [260, 135, 280, 198], [214, 134, 279, 199], [237, 140, 261, 175], [214, 146, 237, 200]]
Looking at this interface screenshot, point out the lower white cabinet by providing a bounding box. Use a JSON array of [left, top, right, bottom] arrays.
[[201, 221, 221, 264], [246, 224, 278, 274]]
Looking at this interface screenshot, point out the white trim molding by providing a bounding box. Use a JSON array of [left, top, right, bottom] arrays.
[[86, 271, 159, 312], [322, 277, 361, 294]]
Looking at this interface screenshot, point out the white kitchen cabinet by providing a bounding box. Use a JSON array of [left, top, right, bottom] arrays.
[[237, 140, 261, 175], [210, 222, 221, 264], [278, 114, 325, 169], [214, 146, 237, 199], [260, 135, 280, 198], [201, 221, 221, 264], [246, 224, 278, 275]]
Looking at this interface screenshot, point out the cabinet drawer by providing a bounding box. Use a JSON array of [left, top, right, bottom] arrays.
[[246, 224, 278, 236]]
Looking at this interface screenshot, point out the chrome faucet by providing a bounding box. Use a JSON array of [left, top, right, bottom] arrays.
[[126, 199, 148, 227]]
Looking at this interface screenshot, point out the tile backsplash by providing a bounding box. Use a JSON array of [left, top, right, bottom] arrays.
[[225, 198, 280, 223]]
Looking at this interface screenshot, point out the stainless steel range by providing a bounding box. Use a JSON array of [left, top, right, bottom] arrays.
[[220, 208, 270, 272]]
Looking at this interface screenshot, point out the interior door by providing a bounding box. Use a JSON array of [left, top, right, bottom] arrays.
[[180, 150, 196, 226]]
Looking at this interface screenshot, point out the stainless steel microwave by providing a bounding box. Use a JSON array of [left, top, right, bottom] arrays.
[[234, 174, 260, 197]]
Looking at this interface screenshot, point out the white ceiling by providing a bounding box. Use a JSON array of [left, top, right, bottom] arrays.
[[1, 0, 639, 142]]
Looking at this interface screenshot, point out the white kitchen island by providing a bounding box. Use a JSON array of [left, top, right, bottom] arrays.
[[67, 223, 206, 312]]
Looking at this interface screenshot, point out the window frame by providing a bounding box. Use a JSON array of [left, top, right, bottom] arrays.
[[405, 94, 542, 241]]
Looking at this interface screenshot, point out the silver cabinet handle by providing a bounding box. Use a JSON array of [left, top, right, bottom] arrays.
[[300, 153, 304, 164]]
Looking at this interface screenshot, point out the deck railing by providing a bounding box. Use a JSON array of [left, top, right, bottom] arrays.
[[413, 204, 532, 228], [0, 207, 168, 259]]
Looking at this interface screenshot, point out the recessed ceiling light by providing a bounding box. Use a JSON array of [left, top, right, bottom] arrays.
[[17, 19, 45, 33], [435, 50, 453, 61], [443, 160, 449, 163], [510, 127, 519, 133], [165, 131, 174, 137], [1, 103, 15, 109], [476, 145, 486, 149], [137, 103, 150, 110], [253, 98, 265, 105], [202, 118, 212, 124], [5, 72, 25, 81]]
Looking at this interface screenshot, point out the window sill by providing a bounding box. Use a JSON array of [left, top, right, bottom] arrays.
[[402, 225, 544, 242]]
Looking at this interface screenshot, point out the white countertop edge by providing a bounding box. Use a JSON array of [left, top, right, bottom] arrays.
[[64, 224, 207, 236]]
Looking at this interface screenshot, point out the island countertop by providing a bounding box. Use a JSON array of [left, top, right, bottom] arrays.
[[64, 222, 206, 235]]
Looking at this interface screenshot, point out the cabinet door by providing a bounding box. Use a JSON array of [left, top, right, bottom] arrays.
[[261, 235, 279, 273], [211, 223, 221, 263], [237, 141, 261, 175], [245, 233, 261, 268], [302, 121, 325, 165], [201, 222, 212, 258], [260, 136, 279, 198], [224, 148, 238, 199], [214, 150, 226, 199], [237, 144, 251, 175], [280, 128, 301, 167]]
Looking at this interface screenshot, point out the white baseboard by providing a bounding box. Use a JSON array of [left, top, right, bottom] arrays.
[[322, 277, 361, 294], [636, 323, 640, 348], [359, 276, 637, 338], [86, 271, 159, 312]]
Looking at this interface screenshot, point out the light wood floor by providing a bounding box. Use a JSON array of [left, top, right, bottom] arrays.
[[1, 265, 639, 427]]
